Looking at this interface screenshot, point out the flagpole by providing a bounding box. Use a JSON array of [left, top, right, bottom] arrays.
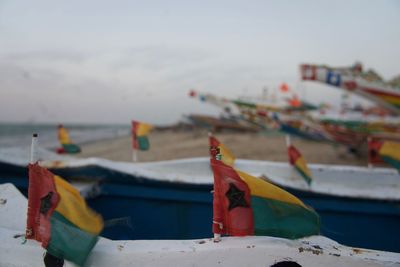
[[285, 135, 291, 148], [213, 233, 221, 242], [367, 136, 373, 168], [132, 147, 138, 162], [30, 133, 39, 164], [209, 131, 221, 242]]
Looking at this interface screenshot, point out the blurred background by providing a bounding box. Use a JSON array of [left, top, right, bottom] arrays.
[[1, 0, 399, 125]]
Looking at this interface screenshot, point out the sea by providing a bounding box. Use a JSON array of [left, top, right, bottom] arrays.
[[0, 123, 130, 149]]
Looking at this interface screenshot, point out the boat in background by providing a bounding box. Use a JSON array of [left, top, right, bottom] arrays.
[[300, 62, 400, 114], [0, 146, 399, 252]]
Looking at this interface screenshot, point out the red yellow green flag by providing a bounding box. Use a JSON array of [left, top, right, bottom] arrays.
[[209, 135, 236, 167], [211, 159, 320, 239], [57, 125, 81, 154], [26, 163, 103, 266], [132, 120, 153, 151], [369, 139, 400, 170], [288, 145, 313, 185]]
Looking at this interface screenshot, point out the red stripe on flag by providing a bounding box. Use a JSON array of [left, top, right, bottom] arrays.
[[131, 121, 139, 149], [26, 163, 60, 248], [211, 159, 254, 236], [368, 138, 384, 164], [288, 145, 302, 165]]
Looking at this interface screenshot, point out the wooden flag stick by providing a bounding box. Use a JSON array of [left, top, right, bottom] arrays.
[[132, 148, 138, 162], [367, 137, 373, 168], [213, 233, 221, 242], [30, 133, 39, 164], [285, 135, 291, 148]]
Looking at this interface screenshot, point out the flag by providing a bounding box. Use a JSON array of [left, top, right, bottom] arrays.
[[288, 145, 313, 185], [209, 135, 235, 167], [211, 159, 320, 239], [368, 139, 400, 170], [26, 163, 103, 266], [280, 83, 289, 93], [132, 120, 153, 151], [58, 125, 71, 145], [57, 125, 81, 154], [288, 94, 302, 107]]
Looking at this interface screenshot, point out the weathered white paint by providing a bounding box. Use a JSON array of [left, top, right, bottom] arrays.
[[0, 183, 399, 267], [0, 146, 399, 200]]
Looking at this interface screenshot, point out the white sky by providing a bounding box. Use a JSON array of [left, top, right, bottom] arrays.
[[0, 0, 399, 124]]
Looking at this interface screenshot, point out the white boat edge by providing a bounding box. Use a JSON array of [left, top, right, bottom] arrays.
[[1, 183, 399, 267], [1, 146, 399, 201]]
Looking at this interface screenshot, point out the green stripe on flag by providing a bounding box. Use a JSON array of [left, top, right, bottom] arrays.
[[295, 166, 312, 185], [381, 156, 400, 171], [47, 211, 99, 266], [62, 144, 81, 153], [252, 196, 320, 239], [137, 136, 150, 150]]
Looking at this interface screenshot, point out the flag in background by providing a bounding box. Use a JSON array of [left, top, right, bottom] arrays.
[[209, 134, 236, 167], [132, 120, 153, 151], [288, 144, 313, 185], [279, 83, 289, 93], [288, 94, 302, 107], [26, 163, 103, 266], [368, 139, 400, 170], [211, 158, 320, 239], [57, 124, 81, 154]]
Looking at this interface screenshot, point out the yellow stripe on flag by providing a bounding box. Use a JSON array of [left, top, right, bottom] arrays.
[[58, 128, 71, 145], [236, 169, 308, 209], [295, 157, 312, 179], [54, 176, 103, 235], [219, 143, 235, 166], [137, 123, 153, 136], [380, 141, 400, 160]]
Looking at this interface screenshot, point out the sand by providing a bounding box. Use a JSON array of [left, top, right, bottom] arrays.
[[77, 129, 368, 166]]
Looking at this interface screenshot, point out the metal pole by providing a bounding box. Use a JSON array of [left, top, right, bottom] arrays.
[[30, 133, 39, 164]]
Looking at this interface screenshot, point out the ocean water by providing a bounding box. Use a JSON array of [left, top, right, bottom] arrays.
[[0, 123, 130, 149]]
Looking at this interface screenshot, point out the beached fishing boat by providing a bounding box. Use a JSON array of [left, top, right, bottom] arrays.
[[1, 183, 399, 267], [0, 146, 399, 252], [300, 62, 400, 114]]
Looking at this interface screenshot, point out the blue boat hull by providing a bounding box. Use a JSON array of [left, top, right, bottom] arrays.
[[1, 161, 399, 252]]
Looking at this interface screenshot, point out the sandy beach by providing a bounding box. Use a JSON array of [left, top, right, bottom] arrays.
[[77, 129, 367, 166]]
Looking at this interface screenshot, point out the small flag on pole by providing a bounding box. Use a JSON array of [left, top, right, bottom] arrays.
[[288, 94, 302, 107], [368, 139, 400, 171], [279, 83, 289, 93], [132, 120, 153, 151], [211, 158, 320, 239], [286, 136, 313, 185], [57, 124, 81, 154], [26, 163, 103, 266]]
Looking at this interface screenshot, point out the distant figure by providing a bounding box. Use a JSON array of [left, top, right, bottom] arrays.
[[57, 124, 81, 154]]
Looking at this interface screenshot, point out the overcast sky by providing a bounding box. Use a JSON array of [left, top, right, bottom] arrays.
[[0, 0, 399, 124]]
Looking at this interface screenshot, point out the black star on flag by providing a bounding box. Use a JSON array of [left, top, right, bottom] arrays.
[[225, 183, 249, 211]]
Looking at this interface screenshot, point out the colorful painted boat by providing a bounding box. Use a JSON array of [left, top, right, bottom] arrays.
[[300, 63, 400, 114], [2, 183, 399, 267], [0, 147, 399, 252]]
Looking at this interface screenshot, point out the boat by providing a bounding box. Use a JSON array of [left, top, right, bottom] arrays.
[[0, 146, 399, 252], [300, 62, 400, 114], [1, 183, 399, 267]]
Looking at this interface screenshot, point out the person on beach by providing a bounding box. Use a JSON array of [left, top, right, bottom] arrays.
[[57, 124, 81, 154]]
